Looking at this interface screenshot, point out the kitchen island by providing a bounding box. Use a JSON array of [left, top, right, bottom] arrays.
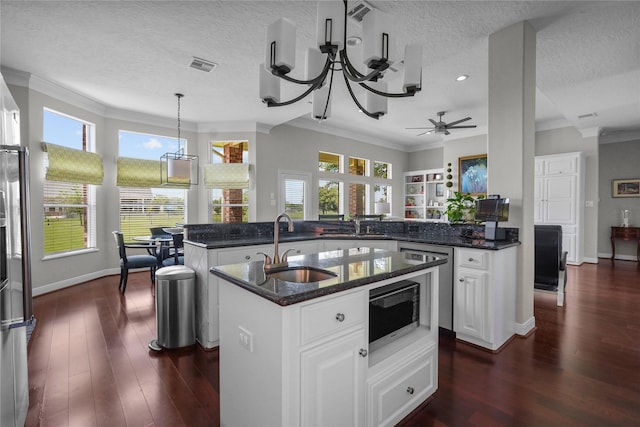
[[211, 247, 446, 427]]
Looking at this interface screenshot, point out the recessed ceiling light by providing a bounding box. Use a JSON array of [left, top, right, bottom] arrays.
[[456, 75, 469, 82]]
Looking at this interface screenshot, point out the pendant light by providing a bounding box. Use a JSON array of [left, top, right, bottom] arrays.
[[161, 93, 199, 186]]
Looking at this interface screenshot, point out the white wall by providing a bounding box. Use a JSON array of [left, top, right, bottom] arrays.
[[407, 146, 444, 171], [7, 75, 202, 294], [598, 139, 640, 259], [254, 125, 408, 221]]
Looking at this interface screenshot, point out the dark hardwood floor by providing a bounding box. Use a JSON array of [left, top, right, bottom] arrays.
[[26, 260, 640, 426]]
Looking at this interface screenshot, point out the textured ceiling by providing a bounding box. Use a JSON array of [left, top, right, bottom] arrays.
[[1, 1, 639, 149]]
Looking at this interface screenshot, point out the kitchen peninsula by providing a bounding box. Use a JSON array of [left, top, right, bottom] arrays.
[[184, 220, 519, 351], [211, 247, 446, 427]]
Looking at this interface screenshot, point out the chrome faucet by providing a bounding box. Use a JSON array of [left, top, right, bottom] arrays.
[[354, 217, 361, 235], [259, 213, 294, 271]]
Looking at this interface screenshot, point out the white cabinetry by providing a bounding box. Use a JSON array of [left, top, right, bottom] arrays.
[[300, 291, 367, 426], [454, 247, 517, 351], [323, 239, 398, 252], [218, 269, 438, 427], [404, 169, 446, 222], [534, 152, 584, 264]]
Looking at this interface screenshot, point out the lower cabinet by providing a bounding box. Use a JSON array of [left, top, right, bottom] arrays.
[[323, 239, 398, 251], [300, 329, 367, 426], [453, 246, 517, 351], [366, 346, 437, 427]]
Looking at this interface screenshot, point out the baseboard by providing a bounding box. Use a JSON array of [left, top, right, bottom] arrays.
[[582, 257, 599, 264], [32, 268, 119, 296], [515, 316, 536, 337], [598, 252, 638, 262]]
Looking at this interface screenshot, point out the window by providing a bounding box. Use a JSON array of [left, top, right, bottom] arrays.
[[319, 179, 341, 215], [373, 161, 391, 179], [349, 157, 368, 176], [118, 131, 186, 241], [43, 109, 97, 256], [279, 171, 311, 220], [319, 151, 341, 173], [374, 184, 391, 204], [210, 141, 249, 223]]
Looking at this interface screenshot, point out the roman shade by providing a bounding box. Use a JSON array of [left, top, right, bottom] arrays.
[[117, 157, 190, 188], [43, 142, 104, 185], [204, 163, 250, 189]]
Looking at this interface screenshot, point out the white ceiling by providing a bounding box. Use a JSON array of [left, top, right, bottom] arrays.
[[1, 1, 639, 150]]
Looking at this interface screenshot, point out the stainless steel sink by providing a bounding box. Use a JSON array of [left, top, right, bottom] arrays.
[[267, 267, 337, 283]]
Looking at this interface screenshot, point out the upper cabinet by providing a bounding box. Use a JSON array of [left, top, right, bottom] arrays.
[[403, 169, 446, 222], [534, 152, 585, 265]]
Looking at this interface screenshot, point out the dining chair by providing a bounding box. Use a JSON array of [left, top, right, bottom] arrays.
[[161, 232, 185, 267], [112, 231, 159, 294]]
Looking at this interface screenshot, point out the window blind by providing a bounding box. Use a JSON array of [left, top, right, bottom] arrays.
[[43, 142, 104, 185]]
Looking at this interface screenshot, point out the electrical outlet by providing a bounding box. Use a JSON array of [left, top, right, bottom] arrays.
[[238, 326, 254, 352]]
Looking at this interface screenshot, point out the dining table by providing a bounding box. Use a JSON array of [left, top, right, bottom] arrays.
[[132, 235, 175, 264]]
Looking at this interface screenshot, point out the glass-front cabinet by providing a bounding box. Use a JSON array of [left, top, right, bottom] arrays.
[[404, 169, 446, 222]]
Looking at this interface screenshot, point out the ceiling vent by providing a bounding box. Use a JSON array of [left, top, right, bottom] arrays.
[[189, 57, 217, 73], [578, 112, 597, 119], [347, 0, 374, 23]]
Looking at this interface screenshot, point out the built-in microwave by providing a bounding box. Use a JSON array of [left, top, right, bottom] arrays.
[[369, 280, 420, 352]]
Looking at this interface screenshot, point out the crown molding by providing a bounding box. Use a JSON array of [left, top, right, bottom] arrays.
[[599, 129, 640, 144], [286, 116, 409, 152]]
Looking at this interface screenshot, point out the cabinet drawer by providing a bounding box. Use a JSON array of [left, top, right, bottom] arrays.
[[456, 249, 488, 270], [217, 244, 270, 265], [301, 291, 366, 345], [369, 348, 436, 427]]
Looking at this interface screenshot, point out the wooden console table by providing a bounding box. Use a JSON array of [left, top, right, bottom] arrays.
[[610, 226, 640, 261]]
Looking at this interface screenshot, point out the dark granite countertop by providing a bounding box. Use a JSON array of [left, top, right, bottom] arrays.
[[186, 231, 519, 251], [210, 247, 447, 306]]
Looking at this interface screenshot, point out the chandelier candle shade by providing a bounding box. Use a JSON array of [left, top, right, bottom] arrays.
[[259, 0, 422, 120]]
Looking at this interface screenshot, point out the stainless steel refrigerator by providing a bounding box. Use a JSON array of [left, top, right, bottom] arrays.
[[1, 74, 33, 426]]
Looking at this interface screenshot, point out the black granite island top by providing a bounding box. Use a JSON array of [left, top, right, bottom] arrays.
[[210, 247, 447, 306]]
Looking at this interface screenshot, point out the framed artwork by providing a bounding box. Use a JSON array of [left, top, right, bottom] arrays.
[[613, 179, 640, 197], [435, 183, 444, 197], [458, 154, 487, 196]]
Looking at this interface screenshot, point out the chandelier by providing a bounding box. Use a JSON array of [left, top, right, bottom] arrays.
[[160, 93, 199, 186], [259, 0, 422, 120]]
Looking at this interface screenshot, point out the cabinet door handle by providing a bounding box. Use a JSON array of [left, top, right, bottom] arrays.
[[468, 257, 474, 262], [359, 349, 368, 358], [406, 386, 414, 395], [459, 278, 464, 282], [335, 313, 345, 322], [244, 255, 251, 260]]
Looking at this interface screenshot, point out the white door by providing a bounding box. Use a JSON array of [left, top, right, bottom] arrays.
[[278, 170, 311, 220], [544, 175, 576, 224]]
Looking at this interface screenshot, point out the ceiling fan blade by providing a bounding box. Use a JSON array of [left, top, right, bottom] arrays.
[[445, 117, 472, 127], [428, 119, 439, 126], [447, 125, 477, 129], [405, 127, 433, 130]]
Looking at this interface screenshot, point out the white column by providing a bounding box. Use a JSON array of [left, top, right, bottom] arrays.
[[487, 21, 536, 333]]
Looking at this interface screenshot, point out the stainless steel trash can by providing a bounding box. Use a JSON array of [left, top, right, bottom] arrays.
[[149, 265, 196, 351]]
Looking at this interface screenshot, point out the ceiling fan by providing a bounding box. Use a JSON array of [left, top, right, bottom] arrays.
[[406, 111, 477, 136]]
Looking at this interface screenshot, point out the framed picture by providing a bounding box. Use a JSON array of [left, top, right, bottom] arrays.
[[435, 183, 444, 197], [458, 154, 487, 196], [613, 179, 640, 197], [411, 175, 423, 183]]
